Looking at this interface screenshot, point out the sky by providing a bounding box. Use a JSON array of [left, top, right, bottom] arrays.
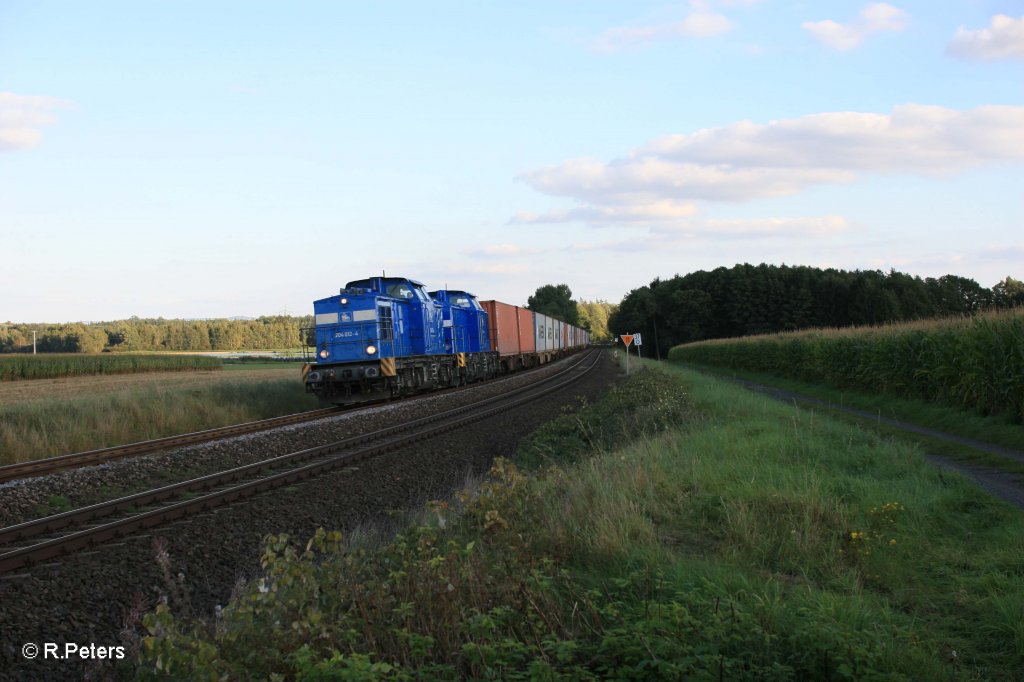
[[2, 1, 1022, 323]]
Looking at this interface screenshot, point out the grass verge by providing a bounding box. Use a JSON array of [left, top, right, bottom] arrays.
[[132, 360, 1024, 680], [680, 361, 1024, 476], [0, 377, 318, 465]]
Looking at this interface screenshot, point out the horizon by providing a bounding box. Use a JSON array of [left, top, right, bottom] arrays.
[[1, 261, 1016, 326], [3, 1, 1022, 323]]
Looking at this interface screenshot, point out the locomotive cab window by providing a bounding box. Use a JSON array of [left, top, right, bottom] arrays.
[[451, 296, 472, 308], [386, 283, 415, 299], [378, 305, 394, 340]]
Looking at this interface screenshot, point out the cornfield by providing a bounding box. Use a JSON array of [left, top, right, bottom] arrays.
[[0, 354, 223, 381], [668, 310, 1024, 422]]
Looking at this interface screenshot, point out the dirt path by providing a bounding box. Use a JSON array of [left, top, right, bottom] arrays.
[[701, 370, 1024, 511]]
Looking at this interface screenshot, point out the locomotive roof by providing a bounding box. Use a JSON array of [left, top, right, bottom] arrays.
[[429, 289, 478, 298], [343, 276, 425, 289]]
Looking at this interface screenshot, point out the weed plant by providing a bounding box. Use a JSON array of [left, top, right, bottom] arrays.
[[133, 364, 1024, 680]]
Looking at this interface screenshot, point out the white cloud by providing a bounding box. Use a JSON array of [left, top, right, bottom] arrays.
[[441, 262, 530, 275], [655, 215, 851, 239], [592, 1, 732, 52], [802, 3, 908, 51], [522, 157, 853, 206], [977, 244, 1024, 262], [515, 104, 1024, 231], [643, 105, 1024, 172], [565, 215, 852, 251], [465, 244, 544, 258], [512, 199, 699, 226], [0, 92, 68, 153], [867, 243, 1024, 277], [948, 15, 1024, 61]]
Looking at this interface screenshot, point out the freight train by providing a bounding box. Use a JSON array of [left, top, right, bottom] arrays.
[[302, 276, 590, 405]]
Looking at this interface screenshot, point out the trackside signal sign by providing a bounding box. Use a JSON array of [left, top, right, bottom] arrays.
[[620, 334, 634, 347]]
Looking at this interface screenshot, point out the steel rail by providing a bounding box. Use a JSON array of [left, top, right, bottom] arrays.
[[0, 350, 600, 574]]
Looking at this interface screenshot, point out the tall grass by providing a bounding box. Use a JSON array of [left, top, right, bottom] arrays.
[[134, 363, 1024, 679], [0, 378, 317, 465], [668, 309, 1024, 422], [526, 363, 1024, 675], [0, 353, 222, 381]]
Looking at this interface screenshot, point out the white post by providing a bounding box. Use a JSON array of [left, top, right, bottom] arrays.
[[32, 330, 37, 355]]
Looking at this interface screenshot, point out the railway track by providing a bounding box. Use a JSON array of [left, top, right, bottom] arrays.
[[0, 407, 344, 485], [0, 350, 601, 575]]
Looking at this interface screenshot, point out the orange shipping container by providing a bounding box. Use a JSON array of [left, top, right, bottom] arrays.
[[481, 301, 536, 356], [517, 307, 535, 353]]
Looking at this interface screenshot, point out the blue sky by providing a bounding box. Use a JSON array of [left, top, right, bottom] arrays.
[[2, 1, 1022, 322]]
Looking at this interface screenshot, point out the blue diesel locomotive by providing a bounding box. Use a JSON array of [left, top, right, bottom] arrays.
[[303, 277, 499, 404], [302, 276, 589, 405]]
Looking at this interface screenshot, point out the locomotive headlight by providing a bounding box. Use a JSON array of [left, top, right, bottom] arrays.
[[365, 345, 377, 355], [340, 297, 348, 305], [319, 349, 329, 359]]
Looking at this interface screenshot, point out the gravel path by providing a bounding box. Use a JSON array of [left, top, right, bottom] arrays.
[[0, 352, 619, 681], [698, 369, 1024, 511]]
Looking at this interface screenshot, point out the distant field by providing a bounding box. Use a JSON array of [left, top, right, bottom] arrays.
[[0, 366, 315, 464], [0, 365, 296, 406], [0, 354, 222, 381], [668, 309, 1024, 422]]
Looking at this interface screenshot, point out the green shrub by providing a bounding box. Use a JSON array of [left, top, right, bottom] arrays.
[[517, 368, 694, 468]]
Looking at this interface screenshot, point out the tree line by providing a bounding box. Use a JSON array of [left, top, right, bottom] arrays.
[[0, 316, 314, 354], [1, 288, 623, 353], [526, 284, 618, 341], [609, 265, 1024, 359]]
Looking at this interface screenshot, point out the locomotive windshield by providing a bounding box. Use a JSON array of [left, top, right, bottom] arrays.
[[386, 283, 415, 299], [342, 277, 429, 301]]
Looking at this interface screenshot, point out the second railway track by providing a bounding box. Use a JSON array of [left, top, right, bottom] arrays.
[[0, 350, 601, 575]]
